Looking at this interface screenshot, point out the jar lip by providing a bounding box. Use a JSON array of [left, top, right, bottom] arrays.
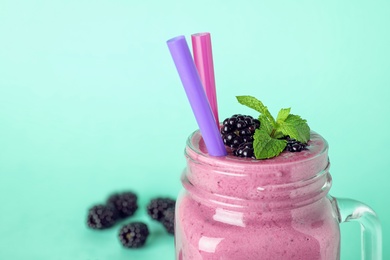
[[181, 166, 332, 211], [185, 129, 329, 169]]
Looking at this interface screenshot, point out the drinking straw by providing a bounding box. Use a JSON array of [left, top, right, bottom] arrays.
[[191, 32, 219, 126], [167, 35, 227, 157]]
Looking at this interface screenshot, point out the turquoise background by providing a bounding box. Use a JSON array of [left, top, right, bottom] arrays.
[[0, 0, 389, 259]]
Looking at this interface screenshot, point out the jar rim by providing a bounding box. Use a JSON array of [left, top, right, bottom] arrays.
[[185, 129, 329, 170]]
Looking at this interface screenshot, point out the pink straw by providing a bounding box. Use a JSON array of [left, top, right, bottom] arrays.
[[167, 35, 227, 157], [191, 32, 219, 126]]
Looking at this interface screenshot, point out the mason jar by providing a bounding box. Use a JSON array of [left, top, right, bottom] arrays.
[[175, 130, 382, 260]]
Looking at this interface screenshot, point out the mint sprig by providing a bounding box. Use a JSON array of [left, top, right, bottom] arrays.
[[278, 114, 310, 143], [253, 129, 287, 159], [236, 95, 310, 159], [237, 96, 275, 125]]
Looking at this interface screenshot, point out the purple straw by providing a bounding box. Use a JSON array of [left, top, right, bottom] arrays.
[[167, 35, 227, 157]]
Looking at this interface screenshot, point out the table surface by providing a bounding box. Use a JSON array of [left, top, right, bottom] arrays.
[[0, 1, 388, 259]]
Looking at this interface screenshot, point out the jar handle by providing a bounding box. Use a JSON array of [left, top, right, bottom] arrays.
[[330, 195, 382, 260]]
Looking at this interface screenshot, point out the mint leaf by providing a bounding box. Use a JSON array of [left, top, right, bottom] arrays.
[[277, 114, 310, 143], [253, 128, 287, 159], [272, 130, 285, 140], [276, 108, 291, 123], [236, 96, 275, 125], [258, 114, 273, 134], [260, 114, 284, 139], [273, 107, 291, 139]]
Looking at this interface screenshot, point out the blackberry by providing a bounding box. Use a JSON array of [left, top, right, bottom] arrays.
[[87, 204, 119, 229], [221, 114, 259, 158], [221, 114, 260, 149], [285, 137, 307, 152], [234, 142, 255, 159], [107, 191, 138, 219], [118, 222, 149, 248], [161, 207, 175, 235], [146, 197, 175, 222]]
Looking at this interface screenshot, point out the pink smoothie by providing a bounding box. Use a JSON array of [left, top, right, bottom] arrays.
[[175, 131, 340, 260]]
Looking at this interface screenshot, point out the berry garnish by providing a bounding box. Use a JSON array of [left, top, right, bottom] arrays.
[[234, 142, 255, 159], [161, 207, 175, 235], [87, 204, 119, 229], [221, 114, 259, 150], [118, 222, 149, 248], [285, 137, 307, 152], [107, 191, 138, 219], [146, 197, 175, 222]]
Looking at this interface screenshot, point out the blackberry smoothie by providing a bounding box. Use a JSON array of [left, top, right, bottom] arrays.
[[175, 130, 340, 260]]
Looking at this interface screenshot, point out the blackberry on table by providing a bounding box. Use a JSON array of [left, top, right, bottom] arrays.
[[107, 191, 138, 219], [146, 197, 175, 222], [285, 137, 307, 152], [87, 204, 119, 229], [161, 207, 175, 235], [118, 222, 149, 248]]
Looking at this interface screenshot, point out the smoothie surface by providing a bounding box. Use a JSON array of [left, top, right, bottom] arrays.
[[185, 130, 329, 187], [188, 130, 327, 165]]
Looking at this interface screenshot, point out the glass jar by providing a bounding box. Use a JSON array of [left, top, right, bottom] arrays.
[[175, 130, 382, 260]]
